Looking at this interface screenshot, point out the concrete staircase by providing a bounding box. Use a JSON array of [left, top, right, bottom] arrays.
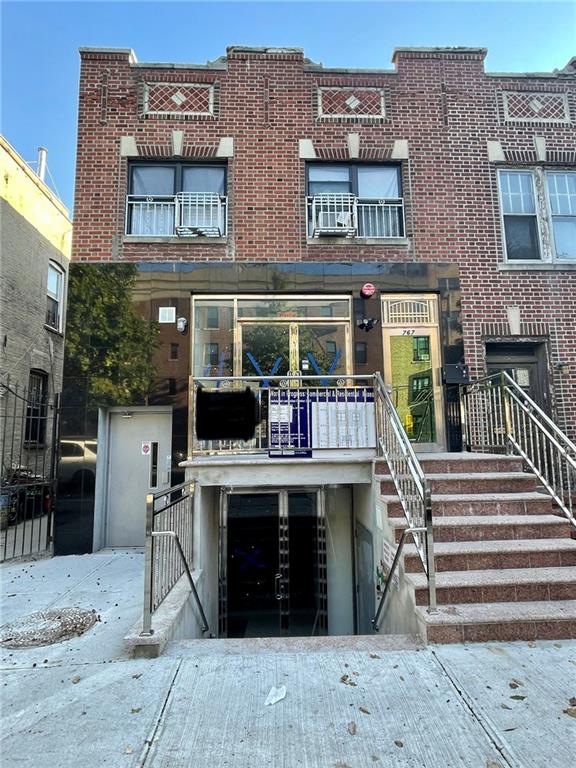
[[378, 453, 576, 643]]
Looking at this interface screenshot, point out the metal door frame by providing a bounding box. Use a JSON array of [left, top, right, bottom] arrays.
[[218, 486, 327, 638], [98, 406, 173, 551], [381, 294, 446, 451]]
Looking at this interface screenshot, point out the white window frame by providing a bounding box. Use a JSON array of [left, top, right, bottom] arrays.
[[498, 168, 576, 264], [545, 171, 576, 262], [46, 261, 65, 331]]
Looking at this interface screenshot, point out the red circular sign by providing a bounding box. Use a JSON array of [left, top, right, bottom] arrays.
[[360, 283, 376, 298]]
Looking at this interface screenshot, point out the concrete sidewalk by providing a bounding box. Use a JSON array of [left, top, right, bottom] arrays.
[[1, 551, 575, 767]]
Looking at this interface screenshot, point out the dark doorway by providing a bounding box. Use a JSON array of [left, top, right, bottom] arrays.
[[485, 342, 550, 413], [223, 490, 326, 638]]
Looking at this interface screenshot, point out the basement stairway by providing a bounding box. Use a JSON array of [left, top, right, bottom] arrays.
[[378, 453, 576, 644]]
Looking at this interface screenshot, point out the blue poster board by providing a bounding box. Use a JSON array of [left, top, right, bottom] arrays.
[[268, 387, 376, 457]]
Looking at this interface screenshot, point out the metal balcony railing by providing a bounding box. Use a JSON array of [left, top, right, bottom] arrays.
[[308, 195, 404, 239], [191, 374, 378, 457], [126, 193, 227, 237]]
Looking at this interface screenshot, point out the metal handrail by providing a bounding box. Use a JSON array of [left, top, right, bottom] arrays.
[[372, 527, 426, 632], [372, 372, 436, 621], [142, 481, 209, 635], [460, 371, 575, 527], [151, 531, 209, 633]]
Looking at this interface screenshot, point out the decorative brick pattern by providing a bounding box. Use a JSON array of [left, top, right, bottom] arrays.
[[480, 322, 549, 338], [503, 91, 570, 124], [317, 87, 385, 119], [140, 82, 216, 118]]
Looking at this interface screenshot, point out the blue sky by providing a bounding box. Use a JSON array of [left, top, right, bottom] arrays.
[[2, 1, 574, 211]]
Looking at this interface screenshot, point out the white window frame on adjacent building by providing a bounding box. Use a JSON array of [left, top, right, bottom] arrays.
[[46, 261, 65, 331], [498, 168, 576, 264]]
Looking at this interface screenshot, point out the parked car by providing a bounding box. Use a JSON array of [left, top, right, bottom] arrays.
[[58, 439, 97, 490]]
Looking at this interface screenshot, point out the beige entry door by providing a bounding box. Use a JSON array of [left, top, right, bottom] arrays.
[[381, 295, 445, 452], [105, 408, 173, 547]]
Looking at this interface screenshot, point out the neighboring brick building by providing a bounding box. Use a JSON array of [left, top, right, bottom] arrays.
[[0, 136, 72, 558], [59, 46, 576, 642]]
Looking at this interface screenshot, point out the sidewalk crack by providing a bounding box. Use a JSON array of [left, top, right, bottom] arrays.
[[431, 649, 519, 768], [138, 658, 183, 767]]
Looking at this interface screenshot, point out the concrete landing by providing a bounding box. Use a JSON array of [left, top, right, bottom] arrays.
[[1, 552, 575, 768]]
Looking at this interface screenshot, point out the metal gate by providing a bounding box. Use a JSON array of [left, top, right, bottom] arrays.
[[0, 381, 59, 562]]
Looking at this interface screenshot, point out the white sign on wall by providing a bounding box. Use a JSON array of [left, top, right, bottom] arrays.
[[141, 441, 151, 456]]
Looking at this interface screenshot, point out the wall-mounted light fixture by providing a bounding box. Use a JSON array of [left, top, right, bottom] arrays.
[[120, 411, 133, 419], [176, 317, 188, 334], [357, 317, 378, 332]]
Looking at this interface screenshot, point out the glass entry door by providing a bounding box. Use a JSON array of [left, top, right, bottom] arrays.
[[381, 295, 445, 451], [220, 489, 327, 638], [239, 322, 350, 380]]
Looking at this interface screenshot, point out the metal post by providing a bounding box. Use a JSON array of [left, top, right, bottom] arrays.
[[458, 383, 470, 452], [141, 493, 155, 636], [424, 486, 437, 613], [502, 372, 513, 455]]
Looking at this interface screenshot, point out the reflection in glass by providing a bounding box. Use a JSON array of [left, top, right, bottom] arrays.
[[390, 335, 436, 443]]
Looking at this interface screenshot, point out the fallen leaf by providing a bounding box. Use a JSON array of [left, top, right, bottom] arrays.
[[347, 721, 357, 736], [527, 641, 537, 648], [359, 706, 371, 715], [340, 674, 357, 687], [510, 695, 527, 701], [131, 708, 141, 714], [486, 762, 504, 768], [503, 727, 518, 732], [569, 697, 576, 706], [508, 679, 522, 690], [394, 740, 404, 748], [369, 654, 380, 659], [71, 676, 81, 684], [563, 707, 576, 718], [500, 704, 512, 710], [124, 747, 133, 755], [132, 673, 142, 679]]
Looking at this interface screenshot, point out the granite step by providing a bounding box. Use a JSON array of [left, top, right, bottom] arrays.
[[380, 472, 538, 496], [391, 514, 572, 543], [381, 491, 554, 518], [375, 454, 524, 475], [415, 599, 576, 643], [407, 566, 576, 606], [404, 537, 576, 573]]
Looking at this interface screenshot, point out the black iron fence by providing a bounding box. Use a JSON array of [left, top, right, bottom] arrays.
[[0, 381, 60, 562]]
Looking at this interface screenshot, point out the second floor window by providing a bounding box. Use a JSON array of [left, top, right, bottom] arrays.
[[498, 169, 576, 262], [127, 163, 227, 237], [307, 163, 404, 239], [46, 262, 65, 331]]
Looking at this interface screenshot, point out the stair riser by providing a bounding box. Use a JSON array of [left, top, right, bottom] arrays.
[[375, 459, 524, 474], [386, 499, 553, 517], [415, 581, 576, 606], [406, 549, 576, 572], [381, 476, 537, 495], [426, 619, 576, 644], [394, 522, 573, 543]]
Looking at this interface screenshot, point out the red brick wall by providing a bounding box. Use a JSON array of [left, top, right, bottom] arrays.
[[73, 47, 576, 436]]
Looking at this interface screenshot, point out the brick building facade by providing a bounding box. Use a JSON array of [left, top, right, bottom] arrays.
[[73, 45, 575, 436], [57, 47, 576, 643]]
